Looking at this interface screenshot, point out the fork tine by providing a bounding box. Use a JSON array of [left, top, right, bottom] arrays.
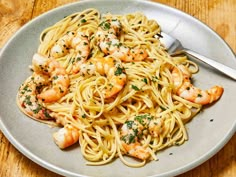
[[159, 32, 182, 55]]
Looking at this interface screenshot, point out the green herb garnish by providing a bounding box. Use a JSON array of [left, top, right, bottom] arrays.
[[114, 66, 124, 76], [131, 85, 140, 91], [125, 120, 134, 129], [142, 78, 148, 84], [81, 19, 87, 23]]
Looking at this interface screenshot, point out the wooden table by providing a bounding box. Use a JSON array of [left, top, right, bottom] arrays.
[[0, 0, 235, 176]]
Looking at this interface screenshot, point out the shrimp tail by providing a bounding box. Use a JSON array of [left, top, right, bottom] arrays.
[[172, 65, 224, 105], [208, 86, 224, 104], [53, 124, 80, 149]]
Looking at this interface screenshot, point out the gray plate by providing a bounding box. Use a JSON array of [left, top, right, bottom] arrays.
[[0, 0, 235, 177]]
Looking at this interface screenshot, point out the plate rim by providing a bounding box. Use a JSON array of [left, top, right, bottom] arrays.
[[0, 0, 235, 177]]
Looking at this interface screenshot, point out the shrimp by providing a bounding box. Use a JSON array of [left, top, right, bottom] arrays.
[[95, 18, 148, 62], [18, 73, 79, 148], [32, 53, 70, 103], [17, 74, 52, 120], [80, 57, 127, 98], [120, 114, 164, 160], [18, 75, 80, 148], [122, 142, 150, 160], [172, 65, 224, 105], [50, 31, 90, 73], [53, 124, 80, 149]]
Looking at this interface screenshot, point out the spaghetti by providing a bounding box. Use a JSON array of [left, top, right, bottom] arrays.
[[17, 8, 223, 167]]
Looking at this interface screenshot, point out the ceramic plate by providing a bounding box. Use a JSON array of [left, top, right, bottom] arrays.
[[0, 0, 235, 177]]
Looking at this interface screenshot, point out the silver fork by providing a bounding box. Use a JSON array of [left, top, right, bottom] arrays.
[[159, 32, 236, 80]]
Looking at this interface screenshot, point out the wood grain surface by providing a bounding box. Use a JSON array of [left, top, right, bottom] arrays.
[[0, 0, 235, 177]]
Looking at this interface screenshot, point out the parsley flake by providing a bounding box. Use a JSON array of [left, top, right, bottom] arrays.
[[142, 78, 148, 84], [81, 19, 87, 23], [115, 66, 124, 76], [131, 85, 140, 91]]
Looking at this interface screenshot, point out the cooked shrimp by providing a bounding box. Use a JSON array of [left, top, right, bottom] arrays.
[[80, 57, 127, 98], [53, 124, 80, 149], [50, 31, 90, 73], [148, 118, 164, 138], [32, 53, 70, 103], [18, 74, 52, 120], [122, 142, 150, 160], [120, 114, 164, 160], [95, 18, 148, 62], [172, 65, 224, 105]]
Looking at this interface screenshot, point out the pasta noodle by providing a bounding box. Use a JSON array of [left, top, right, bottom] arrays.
[[17, 8, 223, 167]]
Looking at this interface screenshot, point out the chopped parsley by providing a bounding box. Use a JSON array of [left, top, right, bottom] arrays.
[[197, 94, 202, 97], [142, 78, 148, 84], [134, 114, 153, 126], [99, 21, 111, 30], [21, 85, 32, 94], [114, 66, 124, 76], [53, 76, 58, 80], [104, 23, 110, 29], [131, 85, 140, 91], [59, 87, 64, 93], [151, 76, 159, 82], [113, 42, 122, 47], [43, 109, 51, 119], [32, 105, 42, 114], [122, 114, 156, 144], [24, 95, 32, 106], [106, 41, 112, 46], [134, 115, 145, 125], [81, 19, 87, 23], [128, 134, 136, 144], [121, 134, 136, 144], [160, 106, 166, 111], [125, 120, 134, 129]]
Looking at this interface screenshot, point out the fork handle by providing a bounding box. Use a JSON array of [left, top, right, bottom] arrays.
[[183, 49, 236, 80]]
